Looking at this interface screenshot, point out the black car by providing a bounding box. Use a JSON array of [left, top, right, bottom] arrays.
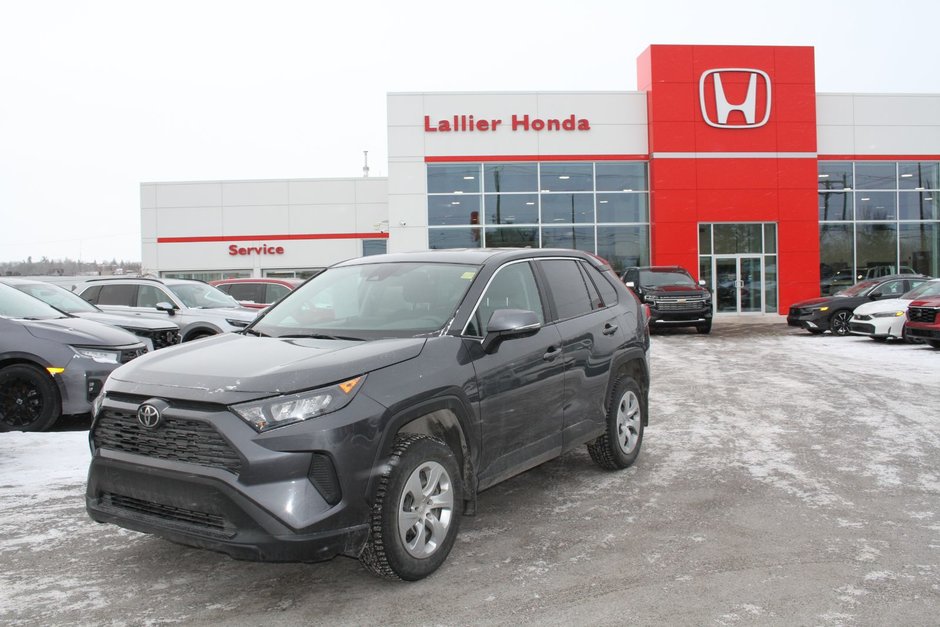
[[787, 274, 931, 335], [621, 266, 712, 334], [86, 249, 651, 580]]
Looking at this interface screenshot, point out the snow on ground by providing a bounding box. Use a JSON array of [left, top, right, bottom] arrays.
[[0, 322, 938, 625]]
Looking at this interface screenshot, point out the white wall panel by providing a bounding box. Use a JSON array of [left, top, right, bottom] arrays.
[[140, 184, 156, 209], [155, 183, 222, 208], [387, 226, 427, 253], [387, 161, 427, 196], [387, 125, 426, 159], [388, 193, 429, 228], [816, 125, 856, 154], [387, 93, 425, 127], [852, 95, 940, 126], [289, 204, 358, 232], [816, 94, 854, 126], [288, 179, 358, 205], [853, 125, 940, 155], [536, 92, 646, 125], [222, 205, 290, 235], [222, 181, 289, 206], [140, 208, 157, 239], [156, 206, 223, 238], [353, 179, 388, 204]]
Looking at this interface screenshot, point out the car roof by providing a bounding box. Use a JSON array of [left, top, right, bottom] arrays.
[[335, 248, 608, 268], [78, 276, 204, 286], [211, 277, 304, 286]]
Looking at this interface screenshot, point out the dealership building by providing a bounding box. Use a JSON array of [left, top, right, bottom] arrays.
[[141, 44, 940, 315]]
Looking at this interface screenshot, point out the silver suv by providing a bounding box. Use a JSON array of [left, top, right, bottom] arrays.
[[76, 278, 257, 342]]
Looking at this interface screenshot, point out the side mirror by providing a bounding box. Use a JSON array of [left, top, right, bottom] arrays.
[[869, 291, 884, 300], [625, 281, 636, 289], [699, 279, 707, 287], [481, 309, 540, 353], [155, 301, 178, 315]]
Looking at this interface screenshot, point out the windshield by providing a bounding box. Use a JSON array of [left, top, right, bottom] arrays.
[[639, 269, 696, 287], [835, 279, 882, 297], [0, 283, 69, 320], [252, 261, 479, 339], [168, 283, 240, 309], [15, 282, 99, 314], [903, 280, 940, 300]]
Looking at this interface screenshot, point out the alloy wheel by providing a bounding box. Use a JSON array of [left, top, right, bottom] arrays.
[[616, 390, 642, 455], [397, 461, 455, 559]]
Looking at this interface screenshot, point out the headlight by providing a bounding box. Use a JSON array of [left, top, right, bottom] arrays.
[[231, 375, 365, 432], [643, 295, 656, 304], [815, 306, 829, 312], [871, 310, 905, 318], [226, 318, 250, 328], [71, 346, 120, 364]]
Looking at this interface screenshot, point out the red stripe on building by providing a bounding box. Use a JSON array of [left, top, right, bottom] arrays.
[[157, 232, 389, 244], [424, 154, 649, 163], [818, 154, 940, 161]]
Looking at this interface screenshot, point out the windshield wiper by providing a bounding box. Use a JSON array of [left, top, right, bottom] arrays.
[[279, 333, 363, 341], [242, 328, 268, 337]]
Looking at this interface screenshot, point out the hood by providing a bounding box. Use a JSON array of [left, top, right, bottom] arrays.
[[109, 332, 427, 400], [853, 298, 908, 315], [791, 296, 837, 308], [23, 317, 142, 346], [643, 284, 707, 296], [75, 311, 178, 331]]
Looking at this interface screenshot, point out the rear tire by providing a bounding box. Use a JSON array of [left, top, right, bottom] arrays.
[[0, 364, 61, 432], [587, 377, 645, 470], [360, 434, 462, 580]]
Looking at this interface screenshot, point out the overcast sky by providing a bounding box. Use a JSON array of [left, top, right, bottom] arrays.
[[2, 0, 938, 263]]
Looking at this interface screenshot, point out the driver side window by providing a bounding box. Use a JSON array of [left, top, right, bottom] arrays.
[[465, 262, 543, 338]]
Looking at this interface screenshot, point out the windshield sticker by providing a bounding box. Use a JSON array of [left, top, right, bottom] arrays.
[[461, 272, 476, 280]]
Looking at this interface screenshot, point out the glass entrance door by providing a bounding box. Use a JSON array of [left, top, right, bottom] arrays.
[[714, 256, 763, 313]]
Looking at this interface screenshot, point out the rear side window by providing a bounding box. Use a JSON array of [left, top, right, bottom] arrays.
[[97, 284, 136, 306], [539, 259, 594, 320], [585, 263, 619, 307], [267, 283, 291, 302], [227, 283, 266, 304]]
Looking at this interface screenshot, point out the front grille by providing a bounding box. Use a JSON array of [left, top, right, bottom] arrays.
[[655, 297, 708, 312], [102, 492, 234, 538], [119, 347, 148, 363], [137, 328, 182, 350], [908, 306, 939, 324], [93, 409, 243, 474], [850, 322, 875, 334]]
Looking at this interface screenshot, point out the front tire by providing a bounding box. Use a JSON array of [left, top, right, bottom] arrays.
[[696, 321, 712, 334], [0, 364, 61, 432], [587, 377, 645, 470], [360, 434, 462, 580], [928, 340, 940, 349], [829, 310, 852, 336]]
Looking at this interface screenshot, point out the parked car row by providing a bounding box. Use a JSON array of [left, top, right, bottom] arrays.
[[787, 274, 940, 348], [1, 276, 264, 432]]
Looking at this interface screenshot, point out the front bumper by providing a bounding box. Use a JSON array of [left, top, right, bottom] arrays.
[[787, 310, 828, 331], [905, 324, 940, 341], [85, 390, 387, 562], [647, 304, 711, 327]]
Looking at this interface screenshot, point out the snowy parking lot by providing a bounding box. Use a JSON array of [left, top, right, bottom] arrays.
[[2, 319, 939, 625]]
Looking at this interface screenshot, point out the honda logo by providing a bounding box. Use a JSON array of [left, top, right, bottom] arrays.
[[699, 68, 771, 129]]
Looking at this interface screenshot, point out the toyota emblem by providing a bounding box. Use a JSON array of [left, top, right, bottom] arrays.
[[137, 404, 162, 429]]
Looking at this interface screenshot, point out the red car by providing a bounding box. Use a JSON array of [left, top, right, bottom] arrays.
[[904, 297, 940, 348], [210, 278, 303, 310]]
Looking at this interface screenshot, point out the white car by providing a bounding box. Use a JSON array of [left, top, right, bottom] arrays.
[[850, 279, 940, 341]]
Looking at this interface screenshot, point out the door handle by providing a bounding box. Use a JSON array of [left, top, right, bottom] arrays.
[[543, 346, 561, 361], [603, 323, 618, 336]]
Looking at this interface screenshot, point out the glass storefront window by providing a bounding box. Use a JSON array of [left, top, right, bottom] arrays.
[[899, 191, 939, 221], [541, 194, 595, 224], [855, 191, 897, 220], [713, 223, 762, 254], [699, 225, 712, 255], [856, 223, 898, 279], [429, 228, 481, 249], [763, 224, 777, 254], [855, 162, 897, 190], [596, 193, 648, 223], [542, 226, 596, 253], [362, 240, 387, 256], [484, 194, 538, 225], [428, 194, 481, 226], [764, 255, 777, 310], [818, 162, 853, 190], [597, 226, 649, 272], [484, 164, 538, 193], [596, 162, 648, 191], [900, 223, 939, 277], [819, 192, 853, 221], [427, 164, 481, 194], [485, 227, 538, 248], [539, 163, 593, 192], [898, 162, 939, 190], [819, 224, 854, 295]]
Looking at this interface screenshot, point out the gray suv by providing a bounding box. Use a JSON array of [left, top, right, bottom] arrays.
[[0, 283, 147, 432], [86, 249, 651, 580], [76, 277, 257, 341]]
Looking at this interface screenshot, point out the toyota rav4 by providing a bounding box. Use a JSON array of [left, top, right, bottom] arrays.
[[85, 249, 651, 580]]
